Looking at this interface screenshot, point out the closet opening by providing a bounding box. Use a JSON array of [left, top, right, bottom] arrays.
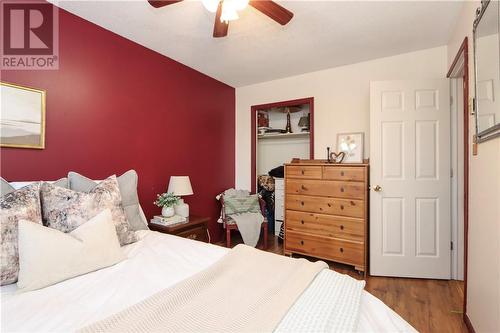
[[250, 97, 314, 236]]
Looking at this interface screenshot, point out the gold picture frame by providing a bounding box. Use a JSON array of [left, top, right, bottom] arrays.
[[1, 81, 46, 149]]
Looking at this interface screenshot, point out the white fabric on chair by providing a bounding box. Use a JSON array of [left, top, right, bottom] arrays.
[[230, 212, 264, 247]]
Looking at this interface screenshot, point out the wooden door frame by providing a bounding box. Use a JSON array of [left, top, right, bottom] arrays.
[[250, 97, 314, 191], [446, 37, 470, 326]]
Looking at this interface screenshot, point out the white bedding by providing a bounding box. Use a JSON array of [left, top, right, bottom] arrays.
[[1, 231, 416, 332]]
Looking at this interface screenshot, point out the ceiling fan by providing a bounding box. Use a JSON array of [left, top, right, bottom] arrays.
[[148, 0, 294, 38]]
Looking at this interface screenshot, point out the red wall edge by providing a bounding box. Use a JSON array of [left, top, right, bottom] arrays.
[[0, 4, 235, 242]]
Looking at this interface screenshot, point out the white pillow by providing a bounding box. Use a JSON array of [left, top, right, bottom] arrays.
[[17, 209, 126, 292]]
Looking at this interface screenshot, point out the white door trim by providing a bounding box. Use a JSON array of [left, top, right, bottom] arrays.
[[450, 77, 465, 280]]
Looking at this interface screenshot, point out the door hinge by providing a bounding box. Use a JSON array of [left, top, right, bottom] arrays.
[[451, 241, 454, 251], [450, 168, 454, 178], [450, 95, 453, 106]]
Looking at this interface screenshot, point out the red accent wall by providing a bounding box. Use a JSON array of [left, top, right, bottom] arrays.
[[0, 5, 235, 242]]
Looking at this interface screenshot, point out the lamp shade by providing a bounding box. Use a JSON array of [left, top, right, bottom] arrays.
[[167, 176, 193, 196]]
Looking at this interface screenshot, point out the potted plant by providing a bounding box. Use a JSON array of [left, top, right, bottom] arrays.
[[154, 192, 179, 217]]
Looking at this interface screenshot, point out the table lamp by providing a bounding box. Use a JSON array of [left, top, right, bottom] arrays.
[[167, 176, 193, 218]]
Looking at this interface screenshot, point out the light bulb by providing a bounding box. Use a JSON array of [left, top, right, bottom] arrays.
[[228, 0, 249, 11], [220, 1, 239, 22], [202, 0, 219, 13]]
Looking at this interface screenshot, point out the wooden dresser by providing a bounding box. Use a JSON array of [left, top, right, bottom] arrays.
[[284, 161, 369, 273]]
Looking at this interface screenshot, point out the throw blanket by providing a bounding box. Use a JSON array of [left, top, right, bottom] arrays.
[[276, 270, 366, 332], [80, 244, 327, 333], [231, 212, 264, 247]]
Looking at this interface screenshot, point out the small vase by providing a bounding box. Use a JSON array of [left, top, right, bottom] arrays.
[[161, 206, 175, 217]]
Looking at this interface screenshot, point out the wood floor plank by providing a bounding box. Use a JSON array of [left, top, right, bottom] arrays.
[[217, 234, 468, 333]]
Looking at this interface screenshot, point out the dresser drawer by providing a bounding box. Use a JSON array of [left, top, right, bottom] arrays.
[[286, 165, 322, 179], [286, 179, 365, 200], [323, 167, 365, 182], [286, 194, 364, 218], [286, 231, 364, 267], [176, 226, 208, 242], [286, 210, 364, 242]]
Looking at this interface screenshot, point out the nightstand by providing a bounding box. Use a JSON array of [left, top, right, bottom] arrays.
[[148, 215, 210, 243]]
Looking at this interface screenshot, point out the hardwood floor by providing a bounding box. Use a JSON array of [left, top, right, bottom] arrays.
[[218, 234, 469, 333]]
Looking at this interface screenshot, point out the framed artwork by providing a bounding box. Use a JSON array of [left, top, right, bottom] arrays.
[[337, 132, 364, 163], [1, 82, 46, 149]]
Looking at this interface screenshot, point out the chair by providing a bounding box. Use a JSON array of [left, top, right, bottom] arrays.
[[219, 195, 268, 249]]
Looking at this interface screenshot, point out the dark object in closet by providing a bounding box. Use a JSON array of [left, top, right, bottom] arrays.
[[257, 175, 275, 234], [278, 223, 284, 243], [268, 165, 284, 178], [257, 111, 269, 128]]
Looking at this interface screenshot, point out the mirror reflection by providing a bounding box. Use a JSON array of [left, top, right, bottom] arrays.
[[475, 0, 500, 135]]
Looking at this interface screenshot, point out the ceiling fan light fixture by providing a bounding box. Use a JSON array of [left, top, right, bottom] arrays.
[[202, 0, 219, 13], [228, 0, 249, 11], [220, 1, 239, 22]]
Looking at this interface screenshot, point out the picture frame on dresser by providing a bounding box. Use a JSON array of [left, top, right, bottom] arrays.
[[337, 132, 364, 163]]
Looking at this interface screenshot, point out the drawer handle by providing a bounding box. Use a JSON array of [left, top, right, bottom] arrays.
[[301, 201, 305, 206], [301, 220, 304, 224], [301, 185, 307, 190], [340, 187, 345, 192], [340, 247, 344, 253], [301, 170, 305, 175], [350, 201, 356, 206], [341, 171, 345, 176], [340, 225, 344, 230], [300, 240, 304, 245], [340, 205, 344, 210], [327, 203, 332, 207]]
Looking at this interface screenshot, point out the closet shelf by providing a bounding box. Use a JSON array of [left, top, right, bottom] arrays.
[[258, 132, 310, 140]]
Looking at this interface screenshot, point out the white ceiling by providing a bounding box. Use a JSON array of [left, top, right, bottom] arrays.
[[51, 1, 464, 87]]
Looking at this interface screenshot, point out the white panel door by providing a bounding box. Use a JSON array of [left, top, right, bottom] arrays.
[[370, 80, 451, 279]]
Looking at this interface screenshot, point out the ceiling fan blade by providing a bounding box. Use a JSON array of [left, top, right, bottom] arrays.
[[147, 0, 183, 8], [249, 0, 293, 25], [213, 1, 229, 38]]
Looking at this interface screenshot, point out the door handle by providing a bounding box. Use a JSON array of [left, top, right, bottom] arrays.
[[373, 185, 382, 192]]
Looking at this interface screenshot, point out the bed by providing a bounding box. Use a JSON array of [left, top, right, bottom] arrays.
[[2, 229, 416, 332]]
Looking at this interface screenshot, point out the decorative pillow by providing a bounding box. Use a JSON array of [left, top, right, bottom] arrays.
[[0, 177, 67, 196], [224, 194, 261, 215], [41, 175, 137, 245], [68, 170, 148, 231], [0, 183, 42, 286], [17, 209, 126, 292], [0, 178, 13, 197]]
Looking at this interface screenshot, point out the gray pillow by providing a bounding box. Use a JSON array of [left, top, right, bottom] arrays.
[[41, 176, 137, 246], [0, 177, 68, 196], [68, 170, 148, 231], [0, 183, 43, 285], [0, 178, 13, 197]]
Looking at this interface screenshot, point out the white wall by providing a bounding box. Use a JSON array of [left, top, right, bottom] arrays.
[[236, 46, 448, 189], [447, 1, 500, 331], [257, 137, 309, 176]]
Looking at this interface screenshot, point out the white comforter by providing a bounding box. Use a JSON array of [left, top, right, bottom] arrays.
[[1, 231, 416, 332]]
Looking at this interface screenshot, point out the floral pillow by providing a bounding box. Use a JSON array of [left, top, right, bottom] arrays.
[[0, 183, 42, 285], [41, 175, 137, 246]]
